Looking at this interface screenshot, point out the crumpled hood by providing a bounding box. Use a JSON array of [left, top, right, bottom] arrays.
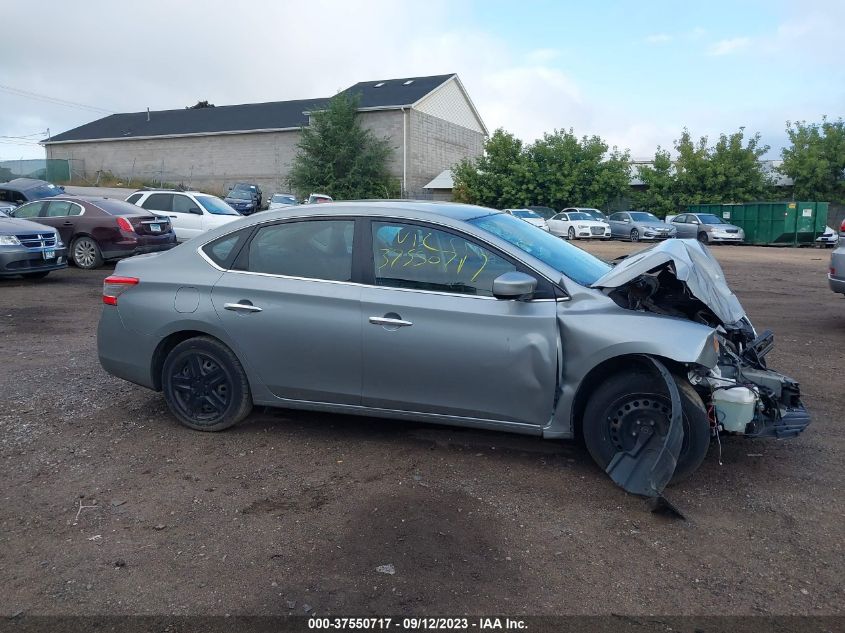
[[591, 239, 746, 325], [0, 216, 56, 235]]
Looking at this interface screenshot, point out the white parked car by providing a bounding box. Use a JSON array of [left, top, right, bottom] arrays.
[[267, 193, 299, 211], [503, 208, 549, 231], [126, 190, 241, 242], [547, 210, 611, 240], [816, 226, 840, 247]]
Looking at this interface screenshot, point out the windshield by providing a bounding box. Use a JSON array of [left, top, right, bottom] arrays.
[[196, 195, 240, 215], [272, 194, 297, 204], [469, 213, 611, 286], [629, 212, 660, 222], [512, 210, 541, 219], [227, 190, 253, 201], [698, 214, 726, 225], [567, 212, 592, 221]]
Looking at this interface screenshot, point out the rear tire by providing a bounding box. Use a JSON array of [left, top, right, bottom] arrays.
[[21, 271, 50, 279], [582, 369, 710, 484], [71, 237, 104, 269], [162, 336, 253, 432]]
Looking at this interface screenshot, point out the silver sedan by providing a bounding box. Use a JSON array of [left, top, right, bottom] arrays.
[[97, 202, 809, 497]]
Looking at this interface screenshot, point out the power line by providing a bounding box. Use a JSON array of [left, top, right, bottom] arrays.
[[0, 84, 115, 114]]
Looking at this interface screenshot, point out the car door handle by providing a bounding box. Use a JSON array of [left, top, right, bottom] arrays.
[[369, 316, 413, 327], [62, 221, 73, 226], [224, 302, 262, 313]]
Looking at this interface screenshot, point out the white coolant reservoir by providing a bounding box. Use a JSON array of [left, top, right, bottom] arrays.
[[713, 387, 757, 433]]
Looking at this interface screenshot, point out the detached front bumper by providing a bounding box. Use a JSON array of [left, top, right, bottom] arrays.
[[0, 246, 68, 277]]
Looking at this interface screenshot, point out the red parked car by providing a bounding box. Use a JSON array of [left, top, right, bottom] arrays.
[[9, 195, 177, 269]]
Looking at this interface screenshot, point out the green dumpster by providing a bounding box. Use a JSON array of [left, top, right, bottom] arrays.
[[686, 202, 830, 246]]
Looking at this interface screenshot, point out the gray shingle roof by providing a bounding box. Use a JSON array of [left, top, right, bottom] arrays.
[[45, 74, 456, 144]]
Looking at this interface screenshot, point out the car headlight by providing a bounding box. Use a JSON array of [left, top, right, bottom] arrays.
[[55, 233, 64, 247], [0, 235, 22, 246], [578, 224, 588, 229]]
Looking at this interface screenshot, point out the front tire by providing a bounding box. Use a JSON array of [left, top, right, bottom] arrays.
[[162, 336, 253, 431], [630, 229, 640, 242], [568, 227, 576, 240], [697, 232, 709, 244], [71, 237, 104, 269], [582, 369, 710, 484]]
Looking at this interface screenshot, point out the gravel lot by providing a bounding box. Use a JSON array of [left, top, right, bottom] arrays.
[[0, 240, 842, 617]]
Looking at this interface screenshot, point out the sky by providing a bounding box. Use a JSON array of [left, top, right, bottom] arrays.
[[1, 0, 842, 162]]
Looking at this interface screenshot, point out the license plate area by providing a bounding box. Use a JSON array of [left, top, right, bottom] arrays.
[[43, 249, 55, 259]]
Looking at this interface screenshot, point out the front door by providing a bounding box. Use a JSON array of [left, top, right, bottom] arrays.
[[361, 220, 559, 426], [38, 200, 83, 245], [171, 194, 205, 240], [211, 218, 362, 404]]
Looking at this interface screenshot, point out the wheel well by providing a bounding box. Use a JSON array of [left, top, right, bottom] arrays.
[[570, 354, 687, 440], [151, 330, 216, 391]]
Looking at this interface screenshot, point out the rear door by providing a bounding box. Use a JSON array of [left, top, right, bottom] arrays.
[[211, 218, 362, 404], [360, 219, 559, 426], [608, 212, 627, 237], [672, 214, 693, 238]]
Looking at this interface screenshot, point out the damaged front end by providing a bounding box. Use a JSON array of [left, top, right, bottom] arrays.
[[593, 239, 811, 443]]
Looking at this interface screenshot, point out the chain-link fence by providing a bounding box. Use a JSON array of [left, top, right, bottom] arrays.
[[0, 158, 80, 183]]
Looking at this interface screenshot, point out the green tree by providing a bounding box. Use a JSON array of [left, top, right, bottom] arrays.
[[672, 128, 771, 206], [780, 117, 845, 202], [632, 147, 676, 216], [288, 93, 398, 199], [453, 128, 630, 210]]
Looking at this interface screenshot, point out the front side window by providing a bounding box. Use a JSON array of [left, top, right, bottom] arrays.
[[141, 193, 173, 212], [172, 195, 199, 214], [10, 201, 45, 218], [245, 220, 354, 281], [372, 222, 517, 297]]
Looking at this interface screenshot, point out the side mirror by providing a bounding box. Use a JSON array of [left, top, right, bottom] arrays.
[[493, 272, 537, 300], [190, 207, 202, 215]]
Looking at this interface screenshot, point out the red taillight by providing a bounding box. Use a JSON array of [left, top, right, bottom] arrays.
[[103, 275, 139, 305], [117, 216, 134, 232], [840, 219, 845, 233], [832, 267, 837, 276]]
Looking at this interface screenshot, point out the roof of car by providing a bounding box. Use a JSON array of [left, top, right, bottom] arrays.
[[46, 74, 457, 143], [0, 178, 55, 191], [256, 200, 499, 222]]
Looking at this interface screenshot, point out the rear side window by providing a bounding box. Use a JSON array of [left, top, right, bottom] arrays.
[[126, 193, 142, 204], [141, 193, 173, 212], [245, 220, 354, 281], [45, 201, 73, 217]]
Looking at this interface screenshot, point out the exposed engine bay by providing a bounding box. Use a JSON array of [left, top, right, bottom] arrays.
[[595, 240, 810, 442]]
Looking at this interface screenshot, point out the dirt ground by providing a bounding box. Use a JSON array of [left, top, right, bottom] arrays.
[[0, 240, 842, 617]]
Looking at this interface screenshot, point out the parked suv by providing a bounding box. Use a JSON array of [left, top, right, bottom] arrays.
[[11, 195, 176, 269], [126, 190, 241, 242], [0, 212, 67, 279], [0, 178, 64, 214], [228, 182, 262, 209]]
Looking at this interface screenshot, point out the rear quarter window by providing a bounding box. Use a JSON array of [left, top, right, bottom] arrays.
[[201, 229, 251, 269], [126, 193, 142, 204]]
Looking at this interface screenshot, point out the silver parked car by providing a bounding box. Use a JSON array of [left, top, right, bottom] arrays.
[[607, 211, 677, 241], [829, 221, 845, 296], [97, 202, 809, 498], [671, 213, 745, 244]]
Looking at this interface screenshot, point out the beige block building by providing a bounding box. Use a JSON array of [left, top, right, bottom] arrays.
[[43, 74, 487, 198]]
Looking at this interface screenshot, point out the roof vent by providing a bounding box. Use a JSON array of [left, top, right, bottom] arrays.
[[374, 82, 385, 87], [403, 80, 414, 85]]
